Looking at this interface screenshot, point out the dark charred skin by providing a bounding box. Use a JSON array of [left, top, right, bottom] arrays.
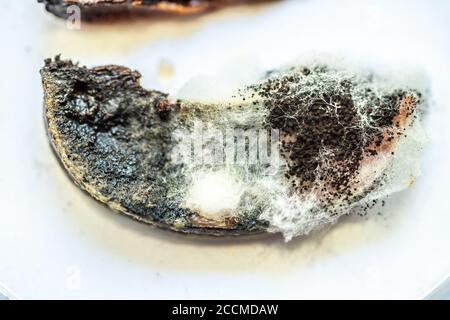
[[41, 56, 266, 236], [37, 0, 267, 20]]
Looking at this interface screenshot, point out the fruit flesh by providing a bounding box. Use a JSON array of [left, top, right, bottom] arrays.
[[41, 57, 423, 238]]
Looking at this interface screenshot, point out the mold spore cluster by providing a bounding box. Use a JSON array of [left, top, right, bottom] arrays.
[[242, 64, 424, 240]]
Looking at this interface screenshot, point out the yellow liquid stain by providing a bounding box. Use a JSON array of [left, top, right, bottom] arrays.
[[47, 141, 393, 277], [38, 1, 278, 57], [157, 59, 175, 84]]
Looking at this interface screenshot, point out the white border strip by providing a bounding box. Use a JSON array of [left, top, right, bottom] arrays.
[[423, 275, 450, 300], [0, 281, 19, 300]]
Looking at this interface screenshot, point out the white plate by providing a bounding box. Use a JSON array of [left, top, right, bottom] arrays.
[[0, 0, 449, 299]]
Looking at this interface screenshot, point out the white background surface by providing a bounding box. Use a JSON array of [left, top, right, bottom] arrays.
[[0, 0, 449, 299]]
